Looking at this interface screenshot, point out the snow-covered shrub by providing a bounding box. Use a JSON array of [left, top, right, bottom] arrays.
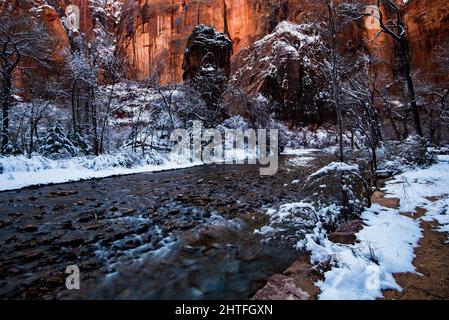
[[268, 119, 290, 150], [218, 115, 250, 131], [69, 130, 93, 155], [0, 155, 52, 174], [399, 135, 435, 166], [380, 136, 436, 174], [81, 149, 164, 171], [1, 141, 22, 156], [286, 126, 342, 150], [39, 124, 79, 159]]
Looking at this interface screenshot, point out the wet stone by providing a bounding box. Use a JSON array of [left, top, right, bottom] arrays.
[[21, 225, 38, 233]]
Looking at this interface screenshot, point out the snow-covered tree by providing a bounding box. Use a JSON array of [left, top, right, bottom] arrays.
[[187, 62, 229, 127], [39, 123, 79, 159], [69, 129, 93, 155], [341, 55, 384, 186], [0, 10, 51, 154]]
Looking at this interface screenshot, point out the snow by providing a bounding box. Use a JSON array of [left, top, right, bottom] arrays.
[[302, 155, 449, 300], [0, 152, 202, 192], [383, 155, 449, 213], [383, 155, 449, 241], [312, 205, 421, 300], [309, 162, 360, 180]]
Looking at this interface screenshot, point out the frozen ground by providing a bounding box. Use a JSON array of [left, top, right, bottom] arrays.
[[257, 155, 449, 300]]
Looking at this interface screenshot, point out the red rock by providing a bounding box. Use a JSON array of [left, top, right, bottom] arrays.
[[371, 192, 400, 209], [252, 274, 310, 300], [329, 219, 364, 245], [118, 0, 449, 88]]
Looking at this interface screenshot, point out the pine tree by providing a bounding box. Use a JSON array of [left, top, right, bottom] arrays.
[[1, 141, 21, 156], [69, 129, 93, 155], [39, 123, 79, 159]]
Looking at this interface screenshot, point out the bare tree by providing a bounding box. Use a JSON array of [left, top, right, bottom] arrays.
[[341, 55, 384, 187], [346, 0, 424, 137], [321, 0, 346, 162], [0, 12, 51, 154]]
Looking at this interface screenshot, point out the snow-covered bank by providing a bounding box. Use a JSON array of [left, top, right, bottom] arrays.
[[0, 152, 202, 192], [384, 155, 449, 242], [309, 205, 422, 300], [306, 155, 449, 300], [256, 154, 449, 300], [0, 147, 322, 192]]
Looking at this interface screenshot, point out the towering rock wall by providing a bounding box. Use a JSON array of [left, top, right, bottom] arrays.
[[118, 0, 449, 84], [117, 0, 292, 83], [405, 0, 449, 83]]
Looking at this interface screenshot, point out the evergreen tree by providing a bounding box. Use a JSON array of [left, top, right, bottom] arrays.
[[1, 141, 21, 156], [69, 129, 93, 155], [39, 123, 79, 159]]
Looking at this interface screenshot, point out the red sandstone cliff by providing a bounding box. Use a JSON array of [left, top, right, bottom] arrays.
[[117, 0, 449, 84], [117, 0, 293, 83]]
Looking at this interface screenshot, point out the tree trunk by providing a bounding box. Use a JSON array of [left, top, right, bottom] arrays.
[[29, 120, 34, 158], [71, 82, 77, 132], [326, 0, 344, 162], [399, 36, 423, 137], [1, 75, 11, 153], [90, 88, 99, 156], [100, 83, 115, 154]]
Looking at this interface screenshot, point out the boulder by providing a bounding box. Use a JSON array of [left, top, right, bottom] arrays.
[[329, 219, 364, 245], [229, 21, 333, 125], [252, 274, 310, 300], [182, 25, 232, 81]]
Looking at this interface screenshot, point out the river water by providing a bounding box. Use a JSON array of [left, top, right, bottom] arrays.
[[0, 152, 334, 299]]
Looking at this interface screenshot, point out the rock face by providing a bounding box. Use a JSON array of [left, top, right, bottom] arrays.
[[118, 0, 449, 85], [118, 0, 293, 82], [230, 21, 333, 125], [0, 0, 70, 93], [405, 0, 449, 83], [0, 1, 70, 64], [182, 25, 233, 81]]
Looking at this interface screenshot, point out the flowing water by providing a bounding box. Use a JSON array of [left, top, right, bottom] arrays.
[[0, 152, 334, 299]]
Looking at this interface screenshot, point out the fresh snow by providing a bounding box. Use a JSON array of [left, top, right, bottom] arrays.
[[0, 153, 202, 192], [310, 205, 422, 300], [0, 147, 315, 192], [305, 155, 449, 300], [383, 155, 449, 213]]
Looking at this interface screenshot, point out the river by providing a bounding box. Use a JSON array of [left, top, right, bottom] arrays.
[[0, 152, 334, 299]]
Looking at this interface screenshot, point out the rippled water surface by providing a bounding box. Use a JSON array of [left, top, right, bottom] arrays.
[[0, 153, 334, 299]]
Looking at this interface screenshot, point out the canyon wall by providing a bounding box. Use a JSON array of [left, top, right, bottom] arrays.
[[118, 0, 293, 82], [405, 0, 449, 83], [118, 0, 449, 84]]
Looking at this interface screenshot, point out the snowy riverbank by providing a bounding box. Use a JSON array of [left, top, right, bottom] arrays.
[[0, 148, 320, 192], [308, 155, 449, 300], [0, 151, 203, 192]]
